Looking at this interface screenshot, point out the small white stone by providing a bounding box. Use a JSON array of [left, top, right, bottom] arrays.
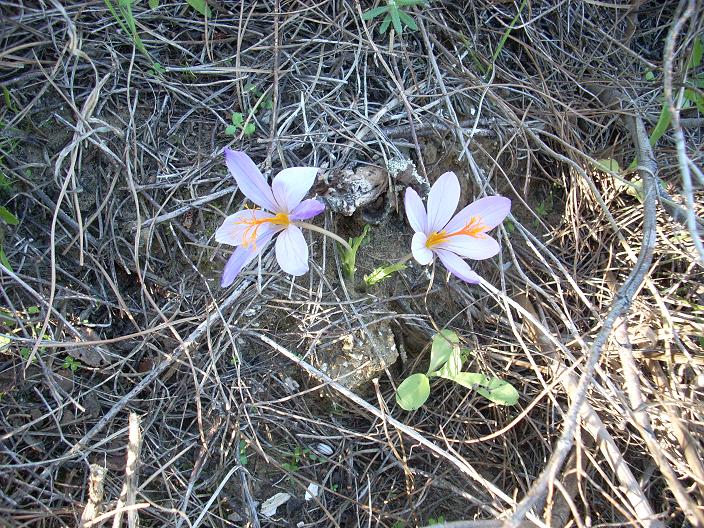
[[305, 483, 320, 501]]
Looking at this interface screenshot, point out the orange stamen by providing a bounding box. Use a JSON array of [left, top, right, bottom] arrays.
[[425, 215, 487, 249], [235, 210, 290, 248]]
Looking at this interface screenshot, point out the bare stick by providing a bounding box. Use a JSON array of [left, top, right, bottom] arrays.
[[112, 412, 142, 528], [79, 464, 108, 528]]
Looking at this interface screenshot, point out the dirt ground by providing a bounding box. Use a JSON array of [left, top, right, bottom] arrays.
[[1, 1, 704, 527]]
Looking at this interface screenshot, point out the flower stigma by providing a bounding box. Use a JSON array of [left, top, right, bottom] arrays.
[[236, 210, 290, 248], [425, 215, 487, 249]]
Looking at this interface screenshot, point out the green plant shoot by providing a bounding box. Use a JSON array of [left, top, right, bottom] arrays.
[[361, 0, 427, 35], [340, 224, 369, 280], [395, 330, 519, 411]]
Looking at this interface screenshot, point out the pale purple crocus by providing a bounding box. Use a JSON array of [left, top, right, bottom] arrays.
[[215, 149, 325, 287], [405, 171, 510, 283]]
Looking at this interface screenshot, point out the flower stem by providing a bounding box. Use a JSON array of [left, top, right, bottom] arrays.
[[295, 221, 353, 253]]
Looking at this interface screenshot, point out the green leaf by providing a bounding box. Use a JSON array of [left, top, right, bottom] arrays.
[[243, 122, 256, 136], [26, 306, 39, 315], [450, 371, 490, 389], [390, 7, 403, 34], [231, 112, 244, 126], [594, 158, 621, 173], [644, 70, 655, 81], [186, 0, 211, 17], [361, 6, 388, 20], [475, 377, 519, 406], [395, 373, 430, 410], [379, 15, 392, 34], [0, 206, 18, 225], [364, 262, 406, 286], [397, 10, 418, 31], [0, 171, 11, 191], [224, 125, 237, 135], [648, 105, 672, 147], [148, 0, 159, 8], [689, 35, 703, 70], [427, 330, 459, 373], [0, 334, 9, 352], [436, 346, 462, 379], [0, 246, 11, 272]]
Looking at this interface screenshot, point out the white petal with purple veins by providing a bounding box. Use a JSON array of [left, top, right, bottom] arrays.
[[290, 199, 325, 221], [272, 167, 318, 212], [224, 149, 279, 211], [404, 187, 428, 233], [411, 232, 434, 265], [435, 234, 499, 260], [426, 172, 460, 232], [275, 225, 309, 276], [445, 196, 511, 233], [435, 249, 482, 283]]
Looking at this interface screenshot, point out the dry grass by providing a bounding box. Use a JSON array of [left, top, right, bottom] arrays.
[[0, 1, 703, 527]]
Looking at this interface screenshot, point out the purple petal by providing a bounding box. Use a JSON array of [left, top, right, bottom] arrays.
[[427, 172, 460, 232], [220, 232, 274, 287], [435, 250, 482, 284], [224, 149, 278, 212], [290, 198, 325, 221], [411, 232, 433, 265], [215, 209, 275, 246], [445, 196, 511, 234], [404, 187, 427, 233], [434, 235, 499, 260], [275, 225, 309, 276], [271, 167, 318, 212]]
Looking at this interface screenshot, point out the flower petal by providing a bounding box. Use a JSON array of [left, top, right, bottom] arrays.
[[404, 187, 427, 233], [220, 232, 274, 287], [271, 167, 319, 212], [411, 232, 434, 265], [275, 225, 309, 276], [445, 196, 511, 233], [426, 172, 460, 232], [224, 149, 278, 211], [215, 209, 275, 246], [434, 234, 499, 260], [290, 198, 325, 221], [435, 249, 482, 284]]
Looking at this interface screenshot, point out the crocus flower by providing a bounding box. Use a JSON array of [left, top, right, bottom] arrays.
[[404, 171, 510, 283], [215, 149, 325, 287]]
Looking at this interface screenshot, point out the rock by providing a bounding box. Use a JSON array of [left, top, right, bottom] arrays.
[[314, 320, 398, 391]]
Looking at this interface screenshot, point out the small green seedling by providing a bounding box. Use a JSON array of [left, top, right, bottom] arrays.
[[395, 330, 519, 411], [62, 355, 81, 372], [104, 0, 150, 60], [340, 224, 369, 280], [238, 440, 249, 466], [282, 445, 312, 472], [361, 0, 427, 35], [225, 112, 256, 137], [0, 204, 17, 271]]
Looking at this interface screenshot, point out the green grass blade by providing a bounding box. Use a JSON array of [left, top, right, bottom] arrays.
[[390, 8, 403, 34], [491, 0, 527, 64], [397, 10, 417, 31], [361, 6, 388, 20]]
